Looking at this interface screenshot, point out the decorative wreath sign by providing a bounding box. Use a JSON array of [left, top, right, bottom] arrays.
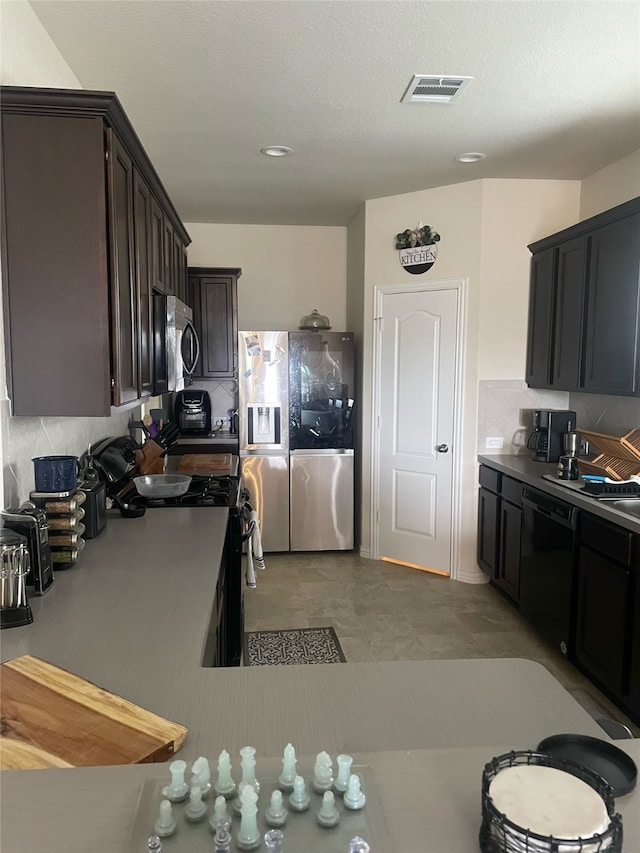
[[395, 223, 440, 275]]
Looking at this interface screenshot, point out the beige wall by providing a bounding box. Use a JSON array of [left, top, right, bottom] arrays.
[[358, 179, 582, 581], [579, 149, 640, 220], [0, 0, 132, 505], [346, 204, 366, 548], [477, 179, 581, 378], [185, 223, 347, 332]]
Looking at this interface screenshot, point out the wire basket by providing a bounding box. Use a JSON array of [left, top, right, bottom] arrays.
[[479, 751, 623, 853]]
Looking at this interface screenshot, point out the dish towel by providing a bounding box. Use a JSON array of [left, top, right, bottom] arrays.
[[249, 510, 266, 571], [246, 532, 257, 587], [244, 508, 265, 587]]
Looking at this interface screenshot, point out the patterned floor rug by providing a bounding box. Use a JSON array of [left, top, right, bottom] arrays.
[[244, 627, 346, 666]]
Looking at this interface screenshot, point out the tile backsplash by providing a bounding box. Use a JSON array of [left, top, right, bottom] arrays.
[[477, 381, 640, 456], [184, 379, 238, 427], [1, 398, 132, 507], [477, 380, 571, 455], [569, 392, 640, 435]]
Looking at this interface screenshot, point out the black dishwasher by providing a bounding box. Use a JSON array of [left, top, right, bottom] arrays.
[[520, 488, 579, 656]]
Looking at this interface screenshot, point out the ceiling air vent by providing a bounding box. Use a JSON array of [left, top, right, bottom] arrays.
[[401, 75, 473, 104]]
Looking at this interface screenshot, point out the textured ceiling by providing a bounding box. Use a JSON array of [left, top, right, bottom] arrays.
[[28, 0, 640, 226]]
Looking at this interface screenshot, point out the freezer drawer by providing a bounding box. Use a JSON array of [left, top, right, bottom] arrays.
[[240, 454, 290, 552], [290, 450, 354, 551]]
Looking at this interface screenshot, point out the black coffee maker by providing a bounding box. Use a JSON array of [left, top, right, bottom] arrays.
[[527, 410, 576, 462]]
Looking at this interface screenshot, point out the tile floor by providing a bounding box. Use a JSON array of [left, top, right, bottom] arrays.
[[244, 551, 640, 736]]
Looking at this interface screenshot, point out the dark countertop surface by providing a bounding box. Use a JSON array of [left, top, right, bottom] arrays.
[[478, 454, 640, 534]]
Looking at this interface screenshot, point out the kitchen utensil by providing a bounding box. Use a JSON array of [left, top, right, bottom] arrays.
[[92, 436, 140, 489], [133, 474, 192, 498], [111, 482, 147, 518], [32, 455, 80, 492], [581, 481, 640, 498], [0, 655, 188, 769], [537, 734, 637, 798], [558, 454, 579, 480], [177, 454, 232, 473], [563, 430, 582, 456], [0, 529, 33, 628]]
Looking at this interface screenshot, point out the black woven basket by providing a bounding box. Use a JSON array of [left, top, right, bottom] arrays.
[[479, 751, 623, 853]]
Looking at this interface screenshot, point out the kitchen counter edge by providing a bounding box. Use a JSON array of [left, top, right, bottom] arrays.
[[478, 454, 640, 534]]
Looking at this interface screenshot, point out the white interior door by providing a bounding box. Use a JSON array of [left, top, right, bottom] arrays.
[[375, 285, 460, 574]]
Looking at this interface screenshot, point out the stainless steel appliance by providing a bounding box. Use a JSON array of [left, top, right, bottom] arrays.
[[1, 504, 54, 594], [526, 409, 576, 462], [289, 331, 354, 551], [0, 528, 33, 628], [520, 488, 579, 655], [238, 330, 355, 553], [239, 331, 290, 552], [563, 431, 582, 456], [175, 389, 212, 435], [166, 295, 199, 392]]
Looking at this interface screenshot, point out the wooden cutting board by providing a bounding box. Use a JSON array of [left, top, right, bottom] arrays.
[[0, 655, 187, 770], [177, 453, 232, 473]]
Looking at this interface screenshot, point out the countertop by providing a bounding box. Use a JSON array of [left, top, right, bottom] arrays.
[[478, 453, 640, 534], [1, 509, 639, 850]]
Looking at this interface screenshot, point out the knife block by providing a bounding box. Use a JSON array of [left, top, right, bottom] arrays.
[[135, 440, 166, 476]]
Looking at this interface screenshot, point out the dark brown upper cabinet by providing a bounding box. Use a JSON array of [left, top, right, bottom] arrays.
[[526, 196, 640, 396], [0, 86, 190, 416], [189, 268, 240, 380]]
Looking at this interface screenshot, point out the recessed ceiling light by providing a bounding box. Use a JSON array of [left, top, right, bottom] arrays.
[[261, 146, 293, 157], [455, 152, 486, 163]]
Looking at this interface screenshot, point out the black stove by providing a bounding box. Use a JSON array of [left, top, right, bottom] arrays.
[[144, 475, 242, 509]]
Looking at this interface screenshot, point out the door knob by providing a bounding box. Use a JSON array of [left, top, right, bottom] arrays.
[[437, 444, 449, 453]]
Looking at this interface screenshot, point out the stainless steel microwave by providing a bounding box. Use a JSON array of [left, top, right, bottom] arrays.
[[153, 294, 199, 393]]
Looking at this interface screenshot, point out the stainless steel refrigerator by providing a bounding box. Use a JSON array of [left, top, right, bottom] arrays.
[[239, 330, 355, 552], [238, 331, 290, 552]]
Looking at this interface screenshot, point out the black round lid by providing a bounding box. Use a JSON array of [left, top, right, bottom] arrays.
[[537, 733, 638, 797]]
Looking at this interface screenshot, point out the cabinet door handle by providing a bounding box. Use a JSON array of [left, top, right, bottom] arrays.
[[437, 444, 449, 453]]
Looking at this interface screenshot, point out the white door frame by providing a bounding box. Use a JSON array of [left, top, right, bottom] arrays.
[[370, 278, 467, 579]]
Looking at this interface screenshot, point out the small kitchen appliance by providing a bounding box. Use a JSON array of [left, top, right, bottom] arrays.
[[563, 430, 582, 457], [527, 410, 576, 463], [0, 528, 33, 628], [557, 429, 583, 480], [1, 503, 54, 594], [76, 480, 107, 539], [175, 389, 212, 435]]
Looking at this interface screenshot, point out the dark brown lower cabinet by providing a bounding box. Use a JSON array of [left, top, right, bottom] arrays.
[[477, 487, 499, 577], [498, 499, 522, 603], [477, 467, 522, 604], [477, 467, 640, 725], [575, 513, 639, 721], [575, 544, 630, 694]]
